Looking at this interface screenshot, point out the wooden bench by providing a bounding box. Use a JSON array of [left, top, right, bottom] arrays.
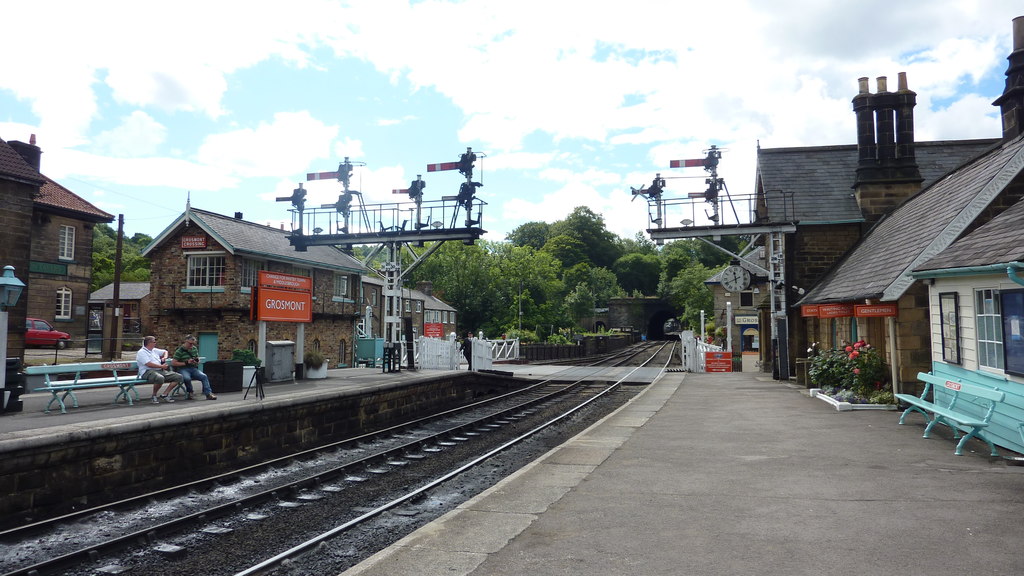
[[25, 361, 146, 414], [895, 371, 1005, 456]]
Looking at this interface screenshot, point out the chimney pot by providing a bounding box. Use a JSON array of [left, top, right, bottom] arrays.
[[858, 77, 870, 94], [234, 212, 243, 219], [897, 72, 908, 91], [876, 76, 888, 93]]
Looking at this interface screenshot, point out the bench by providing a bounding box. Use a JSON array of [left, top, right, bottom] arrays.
[[25, 362, 146, 414], [167, 356, 207, 398], [895, 371, 1005, 456]]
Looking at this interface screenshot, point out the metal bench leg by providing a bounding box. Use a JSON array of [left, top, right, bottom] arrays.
[[898, 406, 929, 425], [44, 393, 61, 414], [954, 428, 997, 457], [63, 390, 80, 410]]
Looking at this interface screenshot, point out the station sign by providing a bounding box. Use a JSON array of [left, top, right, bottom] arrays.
[[705, 351, 733, 372], [854, 303, 898, 317], [734, 315, 758, 325], [424, 322, 444, 338], [252, 271, 313, 323], [180, 235, 207, 249]]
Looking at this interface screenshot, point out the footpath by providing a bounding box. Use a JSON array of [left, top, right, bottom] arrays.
[[344, 370, 1024, 576]]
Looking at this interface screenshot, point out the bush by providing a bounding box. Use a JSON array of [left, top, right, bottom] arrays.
[[231, 349, 261, 367], [303, 349, 325, 369], [809, 340, 892, 404]]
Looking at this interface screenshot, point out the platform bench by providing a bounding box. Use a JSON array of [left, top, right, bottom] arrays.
[[26, 361, 146, 414], [895, 371, 1005, 456]]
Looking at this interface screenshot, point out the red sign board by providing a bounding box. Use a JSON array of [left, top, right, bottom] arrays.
[[424, 322, 444, 338], [944, 380, 962, 391], [801, 305, 820, 317], [254, 271, 313, 323], [705, 351, 733, 372], [181, 235, 207, 249], [817, 303, 854, 318], [854, 304, 898, 317]]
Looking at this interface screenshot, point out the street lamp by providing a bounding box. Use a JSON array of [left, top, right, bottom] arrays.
[[0, 265, 26, 406]]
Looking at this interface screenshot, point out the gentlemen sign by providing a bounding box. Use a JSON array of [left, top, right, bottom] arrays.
[[253, 271, 313, 322]]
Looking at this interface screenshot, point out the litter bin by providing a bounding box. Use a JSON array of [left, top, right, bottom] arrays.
[[205, 360, 243, 393], [3, 358, 25, 414], [265, 341, 295, 382]]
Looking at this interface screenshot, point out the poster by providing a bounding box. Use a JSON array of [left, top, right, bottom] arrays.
[[1002, 289, 1024, 376]]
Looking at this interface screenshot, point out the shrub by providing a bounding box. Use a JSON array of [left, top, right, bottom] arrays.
[[809, 340, 892, 404], [303, 349, 325, 369], [231, 348, 262, 367]]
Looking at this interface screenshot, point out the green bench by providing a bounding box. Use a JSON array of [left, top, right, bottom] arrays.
[[895, 371, 1005, 456], [26, 361, 146, 414]]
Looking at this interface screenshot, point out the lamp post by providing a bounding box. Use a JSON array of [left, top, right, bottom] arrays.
[[0, 266, 27, 402]]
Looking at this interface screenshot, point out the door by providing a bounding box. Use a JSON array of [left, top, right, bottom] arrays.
[[198, 332, 218, 368]]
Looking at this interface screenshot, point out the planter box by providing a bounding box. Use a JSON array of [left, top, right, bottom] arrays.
[[305, 361, 328, 379], [809, 388, 897, 412]]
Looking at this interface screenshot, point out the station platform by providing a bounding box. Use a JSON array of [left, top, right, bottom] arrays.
[[343, 370, 1024, 576]]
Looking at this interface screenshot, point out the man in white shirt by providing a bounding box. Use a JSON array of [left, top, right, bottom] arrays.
[[136, 335, 184, 404]]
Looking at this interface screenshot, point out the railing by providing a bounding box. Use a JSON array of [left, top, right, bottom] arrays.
[[679, 331, 723, 372], [488, 338, 519, 362]]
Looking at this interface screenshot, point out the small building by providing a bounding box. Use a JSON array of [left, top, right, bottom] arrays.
[[141, 207, 366, 367], [0, 137, 40, 354], [912, 196, 1024, 454]]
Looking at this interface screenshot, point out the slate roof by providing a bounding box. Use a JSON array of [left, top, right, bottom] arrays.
[[756, 139, 999, 224], [143, 208, 365, 272], [915, 196, 1024, 272], [798, 134, 1024, 305], [37, 175, 114, 222], [90, 282, 151, 301], [0, 137, 45, 185]]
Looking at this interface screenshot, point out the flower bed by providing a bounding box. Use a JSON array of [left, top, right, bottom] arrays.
[[807, 340, 895, 411]]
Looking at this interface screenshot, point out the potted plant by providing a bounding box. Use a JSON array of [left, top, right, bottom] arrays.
[[231, 349, 262, 387], [303, 349, 328, 379]]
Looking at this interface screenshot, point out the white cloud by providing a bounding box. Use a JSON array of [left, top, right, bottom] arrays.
[[94, 112, 167, 157]]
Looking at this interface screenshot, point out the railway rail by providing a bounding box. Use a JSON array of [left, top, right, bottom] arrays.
[[1, 342, 676, 576]]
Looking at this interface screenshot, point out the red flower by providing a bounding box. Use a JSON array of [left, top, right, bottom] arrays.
[[853, 368, 861, 374], [845, 346, 853, 352]]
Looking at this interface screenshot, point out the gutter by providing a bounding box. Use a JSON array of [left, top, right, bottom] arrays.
[[913, 261, 1024, 286]]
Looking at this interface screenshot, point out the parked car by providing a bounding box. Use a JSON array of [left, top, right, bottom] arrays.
[[25, 318, 72, 349]]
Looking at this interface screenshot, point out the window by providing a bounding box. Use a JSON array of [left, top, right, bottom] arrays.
[[416, 301, 422, 313], [740, 290, 754, 307], [187, 254, 226, 288], [291, 267, 311, 278], [975, 289, 1004, 370], [404, 299, 410, 313], [1002, 289, 1024, 376], [241, 258, 264, 288], [55, 287, 72, 320], [58, 225, 75, 260], [371, 289, 378, 306], [939, 292, 960, 364], [334, 274, 349, 298]]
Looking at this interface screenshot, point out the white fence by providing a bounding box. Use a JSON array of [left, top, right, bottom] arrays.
[[415, 335, 518, 371], [679, 330, 723, 372]]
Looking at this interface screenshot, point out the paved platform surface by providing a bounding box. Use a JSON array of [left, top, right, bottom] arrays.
[[343, 370, 1024, 576]]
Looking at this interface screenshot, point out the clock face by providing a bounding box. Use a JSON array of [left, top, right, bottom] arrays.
[[722, 265, 751, 292]]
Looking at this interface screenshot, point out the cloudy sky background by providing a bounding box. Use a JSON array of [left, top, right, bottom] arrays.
[[1, 1, 1021, 241]]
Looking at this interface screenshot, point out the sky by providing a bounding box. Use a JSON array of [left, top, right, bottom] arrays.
[[1, 1, 1021, 244]]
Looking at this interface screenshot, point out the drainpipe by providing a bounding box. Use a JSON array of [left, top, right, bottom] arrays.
[[1009, 262, 1024, 286], [887, 316, 900, 396]]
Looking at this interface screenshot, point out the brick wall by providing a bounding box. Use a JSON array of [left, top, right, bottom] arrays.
[[0, 179, 35, 352]]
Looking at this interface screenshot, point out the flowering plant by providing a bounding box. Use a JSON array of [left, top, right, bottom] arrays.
[[808, 340, 893, 404]]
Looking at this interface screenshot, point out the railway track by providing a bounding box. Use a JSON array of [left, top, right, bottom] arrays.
[[0, 342, 676, 576]]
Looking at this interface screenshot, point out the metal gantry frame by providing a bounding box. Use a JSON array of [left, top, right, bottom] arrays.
[[636, 146, 797, 378], [281, 150, 488, 354]]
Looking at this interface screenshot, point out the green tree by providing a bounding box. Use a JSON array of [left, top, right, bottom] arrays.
[[506, 221, 551, 250], [663, 263, 715, 330], [91, 224, 152, 291], [541, 234, 588, 269], [548, 206, 622, 269], [612, 252, 661, 296]]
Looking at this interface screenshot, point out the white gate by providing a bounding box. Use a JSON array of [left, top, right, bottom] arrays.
[[679, 330, 722, 372], [418, 334, 460, 370]]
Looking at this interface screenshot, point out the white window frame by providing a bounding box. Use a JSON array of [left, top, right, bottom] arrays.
[[186, 252, 227, 288], [975, 288, 1004, 370], [241, 258, 265, 289], [334, 274, 349, 298], [416, 301, 422, 313], [58, 225, 75, 260], [56, 287, 72, 320]]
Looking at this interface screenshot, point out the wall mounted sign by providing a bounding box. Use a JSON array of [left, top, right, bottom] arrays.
[[854, 303, 898, 317], [252, 270, 313, 323], [180, 235, 207, 249]]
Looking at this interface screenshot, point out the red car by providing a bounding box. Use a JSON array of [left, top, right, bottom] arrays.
[[25, 318, 72, 349]]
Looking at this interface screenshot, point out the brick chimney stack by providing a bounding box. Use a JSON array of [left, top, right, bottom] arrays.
[[852, 73, 923, 227], [993, 16, 1024, 141], [8, 134, 41, 172]]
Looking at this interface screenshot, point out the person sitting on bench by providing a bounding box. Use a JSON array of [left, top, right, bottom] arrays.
[[172, 335, 216, 400], [137, 335, 184, 404]]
